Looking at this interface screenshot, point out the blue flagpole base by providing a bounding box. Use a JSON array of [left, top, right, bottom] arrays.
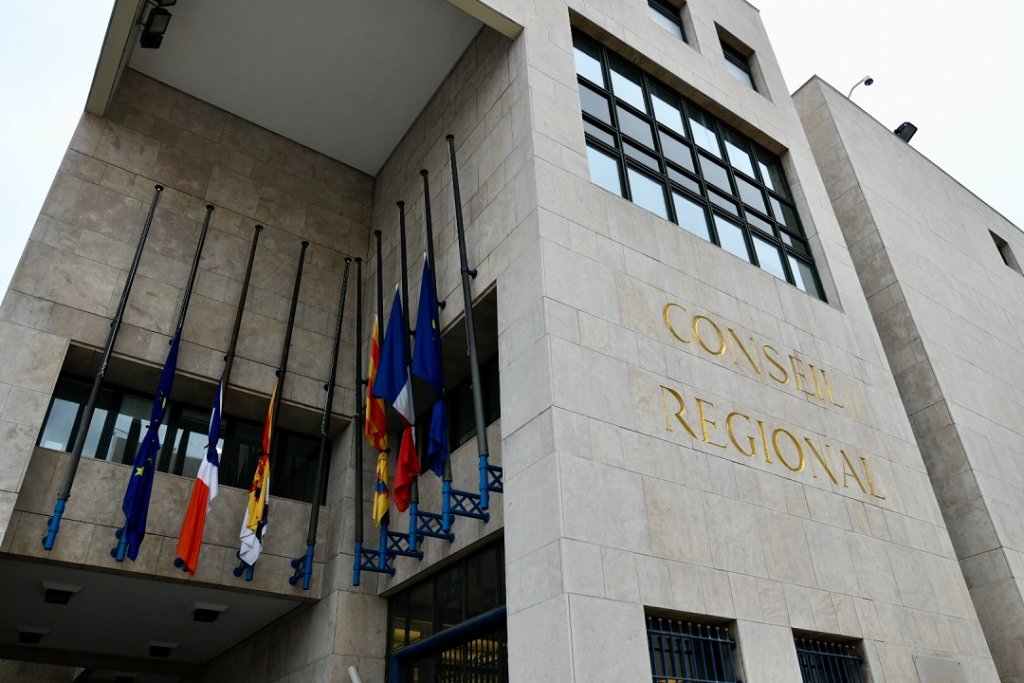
[[407, 503, 419, 553], [110, 527, 128, 562], [442, 481, 453, 533], [288, 545, 314, 590], [173, 557, 190, 573], [42, 499, 66, 550], [448, 488, 490, 523], [233, 558, 255, 581], [478, 455, 489, 511]]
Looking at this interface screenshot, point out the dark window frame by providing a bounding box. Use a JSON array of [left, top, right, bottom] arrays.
[[646, 615, 742, 682], [721, 41, 755, 89], [573, 31, 826, 300], [794, 637, 865, 683], [648, 0, 686, 42]]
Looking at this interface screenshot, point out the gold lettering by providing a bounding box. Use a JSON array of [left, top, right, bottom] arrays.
[[728, 328, 762, 375], [695, 398, 727, 449], [660, 386, 698, 438], [662, 302, 690, 345], [860, 456, 886, 499], [840, 450, 868, 493], [757, 420, 772, 463], [693, 315, 727, 356], [803, 438, 839, 485], [763, 345, 789, 385], [772, 428, 805, 472], [789, 355, 815, 396], [807, 363, 825, 400], [726, 411, 757, 456], [822, 370, 845, 409]]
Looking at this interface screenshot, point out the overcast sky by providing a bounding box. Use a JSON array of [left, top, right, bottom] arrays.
[[1, 1, 1021, 296]]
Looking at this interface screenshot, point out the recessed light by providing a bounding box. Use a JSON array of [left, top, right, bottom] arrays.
[[147, 641, 179, 658], [192, 602, 228, 623], [17, 626, 50, 645], [42, 581, 82, 605]]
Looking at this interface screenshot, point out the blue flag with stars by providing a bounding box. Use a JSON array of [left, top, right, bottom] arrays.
[[412, 259, 448, 475], [121, 330, 181, 561]]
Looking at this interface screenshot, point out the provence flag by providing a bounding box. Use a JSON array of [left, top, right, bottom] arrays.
[[239, 386, 275, 566], [121, 330, 181, 561], [174, 373, 223, 575], [412, 259, 444, 397], [372, 287, 415, 425], [364, 316, 389, 454]]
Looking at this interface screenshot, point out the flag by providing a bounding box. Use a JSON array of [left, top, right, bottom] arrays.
[[412, 259, 444, 397], [174, 373, 223, 575], [425, 400, 449, 477], [371, 288, 414, 424], [392, 426, 420, 512], [238, 386, 275, 566], [121, 330, 181, 561], [364, 316, 389, 453], [372, 451, 389, 527]]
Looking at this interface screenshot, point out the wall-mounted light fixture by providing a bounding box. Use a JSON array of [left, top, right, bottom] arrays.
[[139, 0, 176, 49], [847, 75, 874, 99], [894, 122, 918, 142]]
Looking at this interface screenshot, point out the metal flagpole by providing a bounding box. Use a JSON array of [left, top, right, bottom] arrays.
[[43, 184, 164, 551], [374, 231, 392, 569], [446, 135, 495, 510], [397, 201, 424, 552], [290, 257, 351, 589], [112, 203, 215, 561], [352, 257, 366, 585], [234, 240, 308, 581], [222, 224, 263, 385]]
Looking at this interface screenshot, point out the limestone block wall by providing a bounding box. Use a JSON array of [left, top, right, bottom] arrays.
[[795, 77, 1024, 682], [466, 0, 1002, 681], [0, 69, 370, 581]]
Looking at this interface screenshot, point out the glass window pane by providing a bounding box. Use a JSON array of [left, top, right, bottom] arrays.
[[688, 109, 721, 157], [578, 82, 611, 125], [714, 215, 750, 261], [708, 189, 739, 216], [659, 130, 693, 171], [668, 165, 700, 194], [752, 235, 786, 280], [673, 192, 710, 241], [789, 255, 825, 299], [724, 129, 755, 177], [725, 59, 755, 88], [648, 5, 683, 40], [756, 149, 787, 195], [769, 196, 800, 230], [586, 145, 623, 196], [627, 168, 669, 220], [651, 86, 685, 135], [407, 581, 434, 644], [583, 120, 614, 147], [624, 141, 660, 173], [616, 106, 654, 148], [610, 62, 646, 112], [736, 176, 767, 213], [747, 211, 773, 234], [699, 153, 731, 192], [104, 394, 166, 465], [39, 398, 78, 450], [782, 231, 810, 255], [573, 40, 604, 86]]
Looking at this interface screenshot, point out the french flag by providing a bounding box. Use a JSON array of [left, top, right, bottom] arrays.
[[174, 375, 222, 575], [371, 286, 415, 425]]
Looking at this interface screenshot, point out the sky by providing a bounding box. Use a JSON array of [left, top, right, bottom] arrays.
[[0, 1, 1021, 296]]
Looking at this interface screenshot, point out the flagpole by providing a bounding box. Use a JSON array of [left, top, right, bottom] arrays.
[[112, 203, 215, 561], [446, 135, 493, 511], [173, 222, 260, 574], [290, 256, 351, 589], [373, 230, 392, 569], [234, 239, 308, 581], [398, 201, 425, 554], [421, 170, 455, 534], [352, 256, 365, 586], [223, 224, 263, 384], [43, 185, 164, 551]]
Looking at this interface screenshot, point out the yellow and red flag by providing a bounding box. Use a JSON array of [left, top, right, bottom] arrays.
[[238, 386, 275, 566], [365, 316, 389, 453]]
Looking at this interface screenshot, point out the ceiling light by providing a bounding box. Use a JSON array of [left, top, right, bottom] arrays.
[[42, 581, 82, 605], [17, 627, 50, 645], [147, 641, 179, 658], [192, 602, 229, 623]]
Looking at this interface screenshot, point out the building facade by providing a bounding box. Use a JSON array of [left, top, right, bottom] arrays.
[[0, 1, 1016, 682]]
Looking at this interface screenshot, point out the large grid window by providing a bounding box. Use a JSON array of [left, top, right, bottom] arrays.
[[795, 637, 865, 683], [646, 616, 741, 682], [38, 374, 325, 504], [573, 31, 825, 300]]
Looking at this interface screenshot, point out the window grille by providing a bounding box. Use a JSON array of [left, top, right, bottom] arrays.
[[794, 638, 864, 683], [646, 616, 742, 682]]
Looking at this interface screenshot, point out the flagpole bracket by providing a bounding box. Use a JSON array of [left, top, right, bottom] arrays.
[[289, 544, 315, 590], [462, 267, 478, 279], [386, 530, 424, 560], [415, 510, 455, 543], [448, 489, 490, 523], [354, 546, 396, 584], [486, 465, 504, 494]]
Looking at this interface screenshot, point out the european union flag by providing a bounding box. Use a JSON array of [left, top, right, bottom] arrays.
[[121, 330, 180, 561], [412, 260, 444, 397], [425, 399, 448, 477]]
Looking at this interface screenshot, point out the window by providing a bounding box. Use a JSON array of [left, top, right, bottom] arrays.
[[573, 31, 826, 299], [648, 0, 685, 42], [721, 41, 755, 90], [991, 231, 1022, 274], [794, 637, 865, 683], [646, 616, 741, 682], [37, 374, 326, 504]]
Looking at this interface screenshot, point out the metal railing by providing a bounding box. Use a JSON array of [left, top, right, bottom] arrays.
[[646, 617, 741, 683], [794, 638, 864, 683]]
